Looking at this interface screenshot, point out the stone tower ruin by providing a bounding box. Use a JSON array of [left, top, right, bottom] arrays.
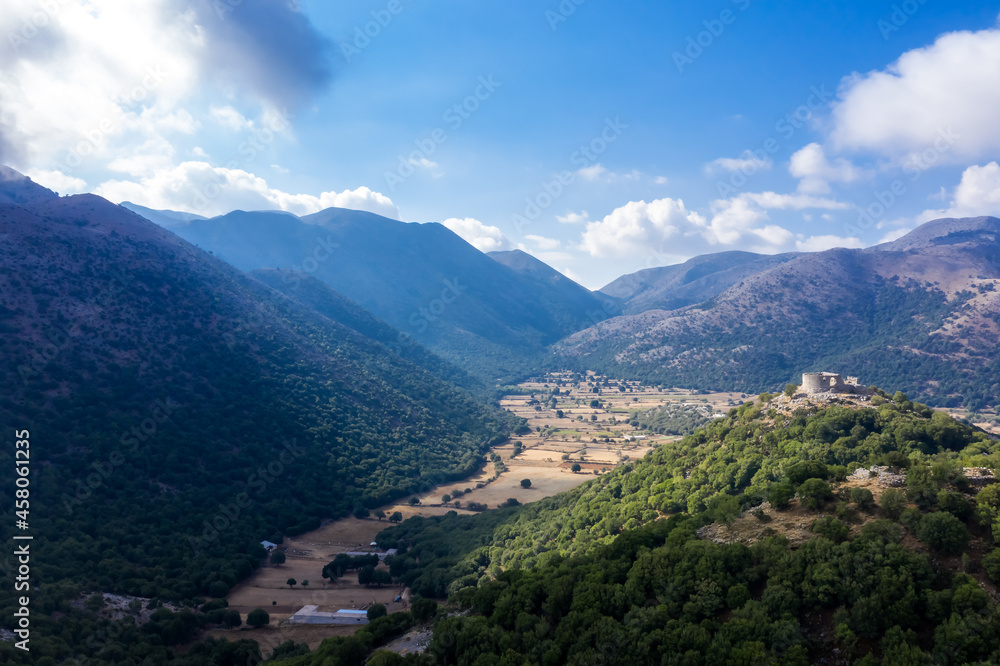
[[801, 372, 866, 396]]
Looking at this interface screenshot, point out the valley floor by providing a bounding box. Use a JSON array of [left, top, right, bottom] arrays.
[[218, 372, 751, 656]]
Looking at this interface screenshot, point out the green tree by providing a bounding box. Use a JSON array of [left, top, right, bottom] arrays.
[[367, 651, 405, 666], [286, 578, 296, 589], [520, 479, 531, 489], [441, 494, 452, 503], [412, 597, 438, 622], [849, 487, 875, 512], [881, 488, 908, 520], [375, 510, 386, 521], [367, 603, 387, 621], [269, 551, 285, 566], [917, 511, 969, 554], [390, 511, 403, 523], [571, 463, 581, 473], [246, 608, 270, 628], [811, 516, 849, 542], [408, 497, 420, 506], [784, 384, 797, 397], [798, 478, 833, 510], [982, 549, 1000, 582], [768, 482, 794, 510], [359, 565, 375, 586], [707, 493, 740, 525], [222, 610, 242, 629]]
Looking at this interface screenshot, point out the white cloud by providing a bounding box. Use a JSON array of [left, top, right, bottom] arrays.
[[735, 191, 851, 211], [580, 198, 707, 259], [441, 217, 510, 252], [950, 161, 1000, 215], [655, 176, 669, 185], [706, 152, 772, 175], [577, 164, 607, 181], [877, 228, 912, 244], [24, 168, 86, 195], [919, 161, 1000, 221], [523, 234, 562, 251], [789, 143, 869, 194], [409, 156, 439, 170], [830, 23, 1000, 162], [94, 162, 399, 219], [556, 210, 590, 224], [705, 191, 849, 248], [210, 105, 252, 131], [794, 234, 864, 252], [0, 1, 204, 170]]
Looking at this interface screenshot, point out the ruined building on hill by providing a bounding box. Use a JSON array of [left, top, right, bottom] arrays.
[[801, 372, 872, 396]]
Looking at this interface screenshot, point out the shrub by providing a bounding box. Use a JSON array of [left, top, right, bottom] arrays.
[[247, 608, 270, 628], [798, 478, 834, 510], [917, 511, 969, 554], [811, 516, 849, 543], [880, 489, 908, 520]]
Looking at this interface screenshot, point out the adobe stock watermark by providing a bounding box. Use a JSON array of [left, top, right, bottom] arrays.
[[546, 0, 588, 30], [61, 398, 182, 515], [17, 269, 133, 384], [673, 0, 752, 73], [340, 0, 413, 62], [407, 279, 467, 334], [715, 83, 834, 197], [7, 0, 71, 54], [279, 234, 341, 288], [512, 117, 628, 235], [52, 66, 168, 174], [384, 75, 502, 191], [844, 127, 959, 237], [878, 0, 929, 40], [188, 439, 307, 553], [191, 108, 294, 211]]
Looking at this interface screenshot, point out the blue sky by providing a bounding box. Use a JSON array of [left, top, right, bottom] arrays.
[[2, 1, 1000, 288]]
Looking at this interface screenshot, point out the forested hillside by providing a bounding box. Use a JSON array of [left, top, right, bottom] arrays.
[[319, 390, 1000, 665], [0, 183, 512, 664], [559, 217, 1000, 410]]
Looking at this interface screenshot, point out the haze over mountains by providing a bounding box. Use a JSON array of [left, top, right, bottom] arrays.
[[124, 203, 619, 381]]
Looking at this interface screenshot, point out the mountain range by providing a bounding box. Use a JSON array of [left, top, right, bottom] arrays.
[[0, 171, 512, 617], [559, 217, 1000, 409], [133, 195, 1000, 409], [123, 204, 619, 381]]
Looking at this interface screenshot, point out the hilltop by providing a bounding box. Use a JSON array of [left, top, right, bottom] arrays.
[[303, 388, 1000, 665]]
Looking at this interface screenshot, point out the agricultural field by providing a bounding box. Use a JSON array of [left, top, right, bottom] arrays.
[[222, 372, 748, 655]]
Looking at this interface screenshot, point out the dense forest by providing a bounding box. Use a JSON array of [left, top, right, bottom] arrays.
[[0, 197, 515, 664], [326, 391, 1000, 665]]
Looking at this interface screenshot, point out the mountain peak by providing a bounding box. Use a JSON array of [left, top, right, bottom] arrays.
[[0, 165, 58, 205], [877, 215, 1000, 252]]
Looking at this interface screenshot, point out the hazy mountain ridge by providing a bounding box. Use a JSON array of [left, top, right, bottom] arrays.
[[600, 250, 801, 314], [557, 217, 1000, 408], [148, 206, 614, 381]]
